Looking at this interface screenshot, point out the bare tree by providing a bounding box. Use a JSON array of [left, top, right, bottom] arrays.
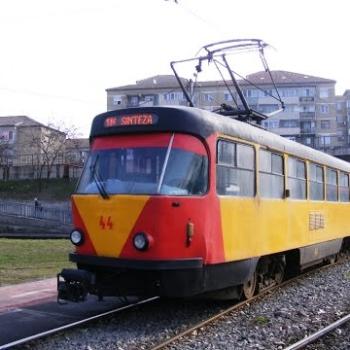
[[19, 122, 80, 190]]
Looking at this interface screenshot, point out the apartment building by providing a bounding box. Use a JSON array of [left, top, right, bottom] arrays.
[[106, 71, 350, 159], [0, 116, 88, 180]]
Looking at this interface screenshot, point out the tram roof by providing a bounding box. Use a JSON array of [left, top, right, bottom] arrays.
[[91, 106, 350, 172]]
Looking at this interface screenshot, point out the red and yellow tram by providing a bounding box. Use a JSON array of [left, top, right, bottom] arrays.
[[58, 106, 350, 301]]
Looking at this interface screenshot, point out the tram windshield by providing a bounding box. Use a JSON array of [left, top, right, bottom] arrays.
[[76, 133, 208, 196]]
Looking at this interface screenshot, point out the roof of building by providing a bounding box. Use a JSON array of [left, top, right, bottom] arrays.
[[245, 70, 336, 85], [0, 116, 46, 127], [106, 75, 187, 91], [0, 115, 66, 135], [107, 70, 336, 93]]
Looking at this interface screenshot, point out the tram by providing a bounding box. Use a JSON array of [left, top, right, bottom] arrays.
[[57, 105, 350, 302]]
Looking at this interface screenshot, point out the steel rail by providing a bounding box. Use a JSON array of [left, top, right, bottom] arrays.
[[283, 313, 350, 350], [0, 296, 159, 350], [149, 278, 296, 350], [148, 259, 349, 350]]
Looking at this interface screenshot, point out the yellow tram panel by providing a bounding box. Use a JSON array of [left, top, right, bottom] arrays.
[[220, 198, 349, 261], [73, 195, 149, 257]]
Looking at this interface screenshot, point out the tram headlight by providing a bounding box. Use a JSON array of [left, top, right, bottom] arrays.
[[133, 232, 149, 251], [70, 230, 84, 246]]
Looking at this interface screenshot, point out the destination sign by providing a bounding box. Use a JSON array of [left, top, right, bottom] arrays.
[[104, 113, 159, 128]]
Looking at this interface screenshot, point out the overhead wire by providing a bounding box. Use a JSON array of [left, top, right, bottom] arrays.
[[0, 86, 102, 107]]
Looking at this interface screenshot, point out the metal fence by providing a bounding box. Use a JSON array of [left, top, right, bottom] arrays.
[[0, 201, 72, 225]]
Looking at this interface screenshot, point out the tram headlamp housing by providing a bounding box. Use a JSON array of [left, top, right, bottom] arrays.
[[70, 230, 84, 246], [133, 232, 149, 251]]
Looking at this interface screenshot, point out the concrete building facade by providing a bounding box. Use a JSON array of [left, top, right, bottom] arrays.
[[0, 116, 88, 180], [106, 71, 350, 159]]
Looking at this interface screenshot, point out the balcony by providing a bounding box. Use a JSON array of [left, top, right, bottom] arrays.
[[300, 112, 316, 119], [299, 96, 315, 103], [300, 128, 316, 134]]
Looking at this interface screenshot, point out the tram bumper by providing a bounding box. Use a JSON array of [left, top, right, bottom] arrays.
[[68, 253, 204, 298], [57, 268, 95, 302]]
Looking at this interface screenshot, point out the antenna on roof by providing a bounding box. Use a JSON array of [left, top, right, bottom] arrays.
[[170, 38, 285, 124]]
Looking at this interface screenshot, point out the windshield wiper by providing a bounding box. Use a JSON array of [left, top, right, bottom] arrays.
[[90, 155, 109, 200], [157, 133, 175, 193]]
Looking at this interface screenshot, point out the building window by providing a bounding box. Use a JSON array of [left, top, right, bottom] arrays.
[[301, 105, 315, 112], [319, 136, 331, 145], [144, 95, 154, 102], [309, 163, 324, 200], [164, 92, 175, 101], [320, 104, 329, 113], [258, 104, 279, 114], [262, 120, 279, 129], [280, 88, 297, 97], [288, 157, 306, 199], [224, 93, 233, 101], [284, 104, 297, 112], [243, 89, 261, 98], [299, 87, 316, 97], [339, 172, 350, 202], [300, 121, 315, 133], [112, 95, 122, 105], [319, 88, 330, 98], [8, 131, 13, 140], [259, 150, 284, 198], [216, 140, 255, 197], [164, 92, 184, 101], [129, 96, 139, 106], [326, 168, 337, 201], [279, 120, 299, 128], [203, 93, 215, 102], [320, 120, 331, 129]]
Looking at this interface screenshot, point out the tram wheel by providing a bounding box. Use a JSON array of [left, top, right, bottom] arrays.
[[273, 255, 286, 285], [328, 254, 337, 265], [243, 272, 257, 299]]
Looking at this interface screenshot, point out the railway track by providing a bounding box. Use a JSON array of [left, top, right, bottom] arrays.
[[1, 257, 348, 350], [148, 258, 349, 350], [0, 296, 159, 350], [283, 313, 350, 350]]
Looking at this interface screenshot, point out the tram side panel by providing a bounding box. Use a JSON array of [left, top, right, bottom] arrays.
[[219, 199, 348, 259]]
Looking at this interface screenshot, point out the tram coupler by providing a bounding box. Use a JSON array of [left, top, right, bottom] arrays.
[[57, 269, 95, 303]]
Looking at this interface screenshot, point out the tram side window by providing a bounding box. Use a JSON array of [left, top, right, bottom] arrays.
[[326, 168, 338, 201], [309, 163, 324, 200], [217, 140, 255, 197], [259, 150, 284, 198], [288, 157, 306, 199], [339, 172, 350, 202]]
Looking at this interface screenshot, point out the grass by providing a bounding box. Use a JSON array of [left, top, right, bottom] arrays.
[[252, 315, 270, 325], [0, 178, 78, 201], [0, 239, 74, 286]]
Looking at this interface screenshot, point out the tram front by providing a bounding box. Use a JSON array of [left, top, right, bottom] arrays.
[[57, 108, 217, 301]]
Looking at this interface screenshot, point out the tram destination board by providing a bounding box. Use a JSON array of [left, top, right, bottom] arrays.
[[104, 113, 159, 128]]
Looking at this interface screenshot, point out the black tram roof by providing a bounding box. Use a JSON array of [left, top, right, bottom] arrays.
[[91, 106, 215, 140], [91, 106, 350, 172]]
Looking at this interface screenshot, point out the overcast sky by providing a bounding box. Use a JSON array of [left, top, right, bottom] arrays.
[[0, 0, 349, 136]]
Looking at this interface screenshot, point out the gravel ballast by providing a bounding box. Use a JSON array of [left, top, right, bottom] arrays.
[[22, 260, 350, 350]]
